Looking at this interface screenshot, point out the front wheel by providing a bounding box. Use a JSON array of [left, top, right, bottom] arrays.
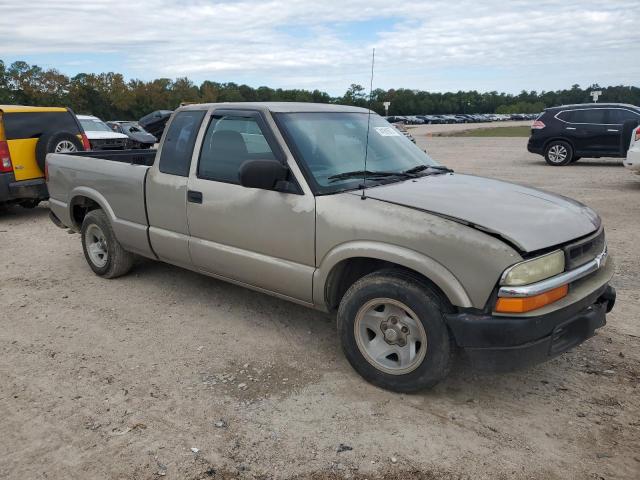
[[81, 209, 135, 278], [337, 270, 453, 392], [544, 141, 573, 166]]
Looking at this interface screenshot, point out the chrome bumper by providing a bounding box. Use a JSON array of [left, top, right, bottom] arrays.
[[499, 246, 608, 298]]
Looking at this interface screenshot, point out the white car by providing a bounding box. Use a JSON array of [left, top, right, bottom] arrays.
[[77, 115, 129, 150], [624, 124, 640, 175]]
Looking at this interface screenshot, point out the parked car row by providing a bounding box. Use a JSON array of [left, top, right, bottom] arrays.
[[2, 101, 639, 211], [76, 115, 158, 150], [386, 113, 537, 125]]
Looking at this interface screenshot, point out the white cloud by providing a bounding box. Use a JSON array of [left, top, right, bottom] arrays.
[[0, 0, 638, 94]]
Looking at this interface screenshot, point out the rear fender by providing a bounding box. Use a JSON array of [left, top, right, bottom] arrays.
[[68, 186, 117, 230], [67, 186, 153, 258]]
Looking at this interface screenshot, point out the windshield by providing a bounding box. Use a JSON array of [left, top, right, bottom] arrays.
[[276, 112, 438, 194], [79, 118, 113, 132]]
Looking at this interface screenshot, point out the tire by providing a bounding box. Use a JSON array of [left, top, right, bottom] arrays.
[[337, 269, 453, 393], [35, 131, 84, 171], [81, 209, 135, 278], [544, 140, 573, 166]]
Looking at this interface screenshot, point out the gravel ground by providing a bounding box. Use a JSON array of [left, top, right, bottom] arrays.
[[1, 134, 639, 480]]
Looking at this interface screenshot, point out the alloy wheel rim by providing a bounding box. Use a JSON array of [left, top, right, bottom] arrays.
[[354, 298, 428, 375], [85, 224, 108, 268], [548, 144, 567, 163], [55, 140, 77, 153]]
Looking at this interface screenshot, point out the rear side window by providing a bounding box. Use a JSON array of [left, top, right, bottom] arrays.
[[608, 109, 640, 124], [198, 115, 276, 184], [556, 111, 575, 122], [3, 111, 80, 139], [570, 109, 607, 124], [158, 110, 205, 176]]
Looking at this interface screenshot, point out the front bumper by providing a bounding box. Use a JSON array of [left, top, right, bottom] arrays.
[[0, 173, 49, 203], [445, 284, 616, 372]]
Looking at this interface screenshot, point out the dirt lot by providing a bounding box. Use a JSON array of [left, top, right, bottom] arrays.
[[1, 133, 639, 480]]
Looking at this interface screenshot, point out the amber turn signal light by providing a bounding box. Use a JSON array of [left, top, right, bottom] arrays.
[[495, 284, 569, 313]]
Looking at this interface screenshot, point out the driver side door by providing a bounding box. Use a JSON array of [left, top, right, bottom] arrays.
[[185, 109, 316, 303]]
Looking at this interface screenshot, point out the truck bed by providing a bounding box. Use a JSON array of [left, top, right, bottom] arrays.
[[67, 149, 157, 166], [46, 150, 156, 258]]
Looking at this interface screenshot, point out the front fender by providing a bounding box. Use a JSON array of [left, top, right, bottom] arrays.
[[313, 240, 473, 310]]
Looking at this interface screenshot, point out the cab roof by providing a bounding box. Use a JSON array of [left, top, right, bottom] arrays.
[[0, 105, 68, 113], [178, 102, 371, 114]]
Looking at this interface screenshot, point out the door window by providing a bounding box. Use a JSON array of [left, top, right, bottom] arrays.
[[608, 109, 640, 125], [556, 111, 575, 122], [198, 115, 276, 184], [570, 109, 607, 124], [158, 110, 206, 176]]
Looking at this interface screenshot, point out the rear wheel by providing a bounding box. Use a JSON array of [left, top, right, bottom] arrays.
[[544, 141, 573, 166], [337, 269, 453, 392], [81, 209, 135, 278]]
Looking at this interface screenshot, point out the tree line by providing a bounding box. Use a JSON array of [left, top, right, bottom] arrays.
[[1, 59, 639, 121]]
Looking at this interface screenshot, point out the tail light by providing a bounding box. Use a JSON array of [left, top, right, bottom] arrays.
[[0, 140, 13, 173], [80, 133, 90, 151], [531, 120, 546, 130], [635, 127, 640, 142]]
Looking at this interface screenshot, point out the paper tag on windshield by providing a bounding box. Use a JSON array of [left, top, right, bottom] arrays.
[[374, 126, 401, 137]]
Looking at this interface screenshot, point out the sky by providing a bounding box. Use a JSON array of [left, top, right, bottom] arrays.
[[0, 0, 639, 95]]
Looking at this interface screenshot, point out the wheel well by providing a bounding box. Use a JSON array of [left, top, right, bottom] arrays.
[[324, 257, 453, 312], [70, 196, 101, 229], [544, 137, 575, 152]]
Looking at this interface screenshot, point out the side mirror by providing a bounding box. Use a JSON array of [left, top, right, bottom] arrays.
[[239, 159, 292, 192]]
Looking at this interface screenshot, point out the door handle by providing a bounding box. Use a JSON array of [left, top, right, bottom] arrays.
[[607, 129, 619, 132], [565, 127, 576, 130], [187, 190, 203, 204]]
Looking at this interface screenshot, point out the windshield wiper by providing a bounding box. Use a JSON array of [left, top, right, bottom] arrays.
[[327, 170, 416, 183], [404, 164, 454, 175]]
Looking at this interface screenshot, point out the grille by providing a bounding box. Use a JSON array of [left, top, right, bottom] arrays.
[[564, 228, 605, 270], [92, 138, 127, 150]]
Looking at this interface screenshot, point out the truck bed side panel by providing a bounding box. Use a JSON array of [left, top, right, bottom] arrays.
[[47, 152, 154, 258]]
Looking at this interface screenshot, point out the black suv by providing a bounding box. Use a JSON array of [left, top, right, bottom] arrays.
[[527, 103, 640, 166]]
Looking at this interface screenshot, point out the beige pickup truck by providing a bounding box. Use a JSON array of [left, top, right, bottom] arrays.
[[46, 103, 615, 392]]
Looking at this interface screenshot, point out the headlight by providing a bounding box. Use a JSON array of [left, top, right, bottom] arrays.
[[500, 250, 565, 286]]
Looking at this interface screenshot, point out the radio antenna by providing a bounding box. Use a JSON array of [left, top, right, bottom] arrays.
[[361, 48, 375, 200]]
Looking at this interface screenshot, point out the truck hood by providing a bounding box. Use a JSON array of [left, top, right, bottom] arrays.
[[85, 131, 129, 140], [358, 173, 600, 252]]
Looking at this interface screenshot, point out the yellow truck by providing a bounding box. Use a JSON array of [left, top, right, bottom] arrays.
[[0, 105, 88, 208]]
